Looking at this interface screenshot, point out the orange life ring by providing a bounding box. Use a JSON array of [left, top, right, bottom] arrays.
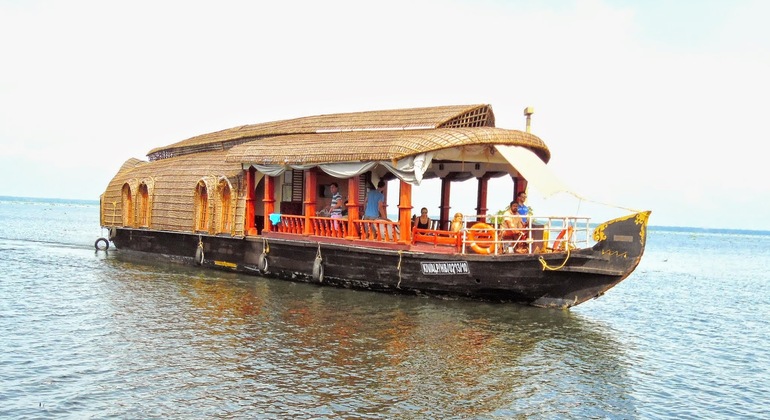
[[553, 226, 574, 252], [468, 222, 496, 254]]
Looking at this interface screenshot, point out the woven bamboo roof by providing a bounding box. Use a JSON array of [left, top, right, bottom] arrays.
[[147, 104, 499, 160], [225, 127, 550, 165]]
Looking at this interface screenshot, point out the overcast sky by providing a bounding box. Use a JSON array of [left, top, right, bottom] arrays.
[[1, 0, 768, 230]]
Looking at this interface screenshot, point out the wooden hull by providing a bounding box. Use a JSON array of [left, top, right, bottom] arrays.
[[109, 211, 649, 308]]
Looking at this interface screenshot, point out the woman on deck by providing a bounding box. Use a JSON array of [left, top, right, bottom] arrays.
[[414, 207, 431, 229]]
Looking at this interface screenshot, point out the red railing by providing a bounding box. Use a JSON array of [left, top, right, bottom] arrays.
[[275, 215, 305, 234], [310, 216, 348, 238], [353, 219, 401, 242], [412, 227, 461, 250]]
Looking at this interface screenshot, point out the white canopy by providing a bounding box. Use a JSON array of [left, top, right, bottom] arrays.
[[494, 145, 579, 198]]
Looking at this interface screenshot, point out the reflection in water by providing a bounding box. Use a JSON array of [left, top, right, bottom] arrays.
[[5, 201, 768, 418], [100, 253, 636, 418]]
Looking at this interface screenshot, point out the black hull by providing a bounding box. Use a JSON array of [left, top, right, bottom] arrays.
[[109, 212, 649, 308]]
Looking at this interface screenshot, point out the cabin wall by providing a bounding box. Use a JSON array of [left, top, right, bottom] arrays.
[[99, 151, 244, 235]]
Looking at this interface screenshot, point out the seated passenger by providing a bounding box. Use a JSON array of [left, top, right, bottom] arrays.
[[414, 207, 431, 229], [450, 213, 464, 232], [502, 200, 528, 253]]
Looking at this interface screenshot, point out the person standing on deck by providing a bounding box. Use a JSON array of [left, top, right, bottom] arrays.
[[329, 183, 344, 218], [364, 180, 386, 220], [515, 191, 531, 225], [328, 182, 344, 230]]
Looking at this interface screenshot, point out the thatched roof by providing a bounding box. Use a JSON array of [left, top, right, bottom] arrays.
[[225, 127, 550, 165], [147, 104, 499, 160]]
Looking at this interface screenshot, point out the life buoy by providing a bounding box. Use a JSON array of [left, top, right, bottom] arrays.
[[468, 222, 496, 254], [312, 256, 324, 282], [553, 226, 574, 252], [257, 252, 269, 274], [194, 244, 204, 266], [94, 237, 109, 251]]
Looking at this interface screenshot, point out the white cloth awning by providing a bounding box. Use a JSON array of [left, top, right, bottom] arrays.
[[243, 152, 434, 186], [494, 145, 577, 198]]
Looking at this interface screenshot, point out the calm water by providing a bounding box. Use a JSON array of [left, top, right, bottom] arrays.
[[1, 197, 768, 419]]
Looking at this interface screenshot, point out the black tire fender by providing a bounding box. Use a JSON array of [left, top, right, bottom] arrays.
[[94, 237, 109, 251], [257, 252, 269, 274], [194, 244, 204, 266], [312, 256, 324, 283]]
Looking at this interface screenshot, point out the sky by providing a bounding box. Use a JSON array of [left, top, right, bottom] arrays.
[[1, 0, 769, 230]]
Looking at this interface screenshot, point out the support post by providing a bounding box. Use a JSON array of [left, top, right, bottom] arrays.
[[346, 176, 359, 239], [263, 175, 275, 234], [439, 177, 452, 230], [303, 170, 318, 235], [398, 180, 412, 244], [245, 167, 257, 235], [476, 175, 490, 223], [513, 176, 528, 201]]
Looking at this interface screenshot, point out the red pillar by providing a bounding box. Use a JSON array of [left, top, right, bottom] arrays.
[[245, 167, 257, 235], [513, 175, 528, 200], [398, 180, 412, 244], [303, 170, 318, 235], [346, 176, 359, 238], [476, 175, 490, 222], [263, 175, 275, 233], [439, 178, 452, 230]]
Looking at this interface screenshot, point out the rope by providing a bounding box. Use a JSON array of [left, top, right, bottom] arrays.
[[570, 193, 641, 214], [263, 237, 270, 254], [539, 246, 571, 271], [396, 250, 403, 289], [197, 235, 205, 261], [316, 243, 322, 259]]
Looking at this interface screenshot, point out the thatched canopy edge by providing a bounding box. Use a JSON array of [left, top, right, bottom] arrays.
[[225, 127, 550, 166], [147, 104, 496, 158]]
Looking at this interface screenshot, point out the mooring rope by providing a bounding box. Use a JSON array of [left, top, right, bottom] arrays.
[[396, 250, 403, 289], [197, 235, 205, 261], [538, 246, 571, 271]]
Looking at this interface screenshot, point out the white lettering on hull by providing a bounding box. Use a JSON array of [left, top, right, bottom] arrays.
[[420, 261, 470, 275]]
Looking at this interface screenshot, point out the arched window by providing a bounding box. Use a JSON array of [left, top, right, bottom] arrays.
[[121, 184, 134, 227], [138, 183, 150, 227], [217, 179, 232, 234], [194, 181, 209, 232]]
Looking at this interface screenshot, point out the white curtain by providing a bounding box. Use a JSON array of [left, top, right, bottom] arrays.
[[244, 152, 434, 186]]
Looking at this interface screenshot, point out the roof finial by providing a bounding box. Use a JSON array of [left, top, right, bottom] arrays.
[[523, 106, 534, 133]]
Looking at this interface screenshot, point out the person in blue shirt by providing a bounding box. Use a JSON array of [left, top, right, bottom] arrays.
[[364, 180, 386, 219], [515, 191, 531, 225]]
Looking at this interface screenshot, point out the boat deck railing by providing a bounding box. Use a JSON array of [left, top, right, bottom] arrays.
[[452, 214, 592, 255], [270, 213, 591, 254], [272, 215, 401, 243]]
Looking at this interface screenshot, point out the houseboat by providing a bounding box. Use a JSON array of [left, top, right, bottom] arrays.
[[98, 104, 650, 308]]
